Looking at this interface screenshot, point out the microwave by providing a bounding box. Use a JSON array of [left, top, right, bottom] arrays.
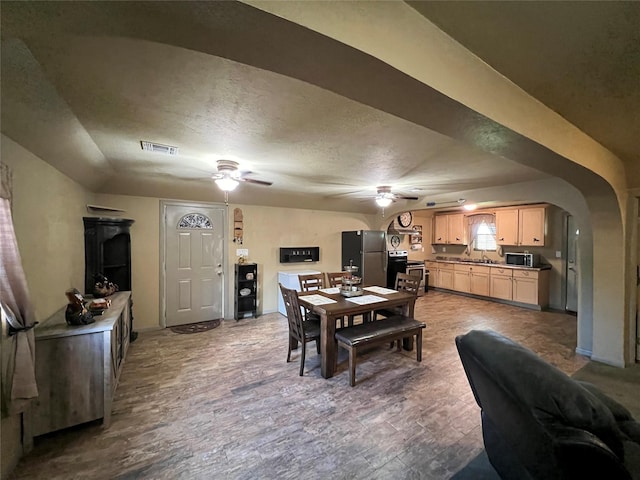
[[505, 252, 539, 267]]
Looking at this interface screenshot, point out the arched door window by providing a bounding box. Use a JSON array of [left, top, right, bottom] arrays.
[[178, 213, 213, 229]]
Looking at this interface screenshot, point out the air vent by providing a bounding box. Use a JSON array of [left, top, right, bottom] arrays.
[[140, 141, 179, 155]]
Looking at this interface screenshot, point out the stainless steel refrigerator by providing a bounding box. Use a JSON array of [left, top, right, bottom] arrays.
[[341, 230, 387, 286]]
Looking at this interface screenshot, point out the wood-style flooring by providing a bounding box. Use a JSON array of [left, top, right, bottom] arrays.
[[11, 291, 589, 479]]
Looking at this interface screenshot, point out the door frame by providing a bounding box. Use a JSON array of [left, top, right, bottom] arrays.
[[160, 199, 229, 327]]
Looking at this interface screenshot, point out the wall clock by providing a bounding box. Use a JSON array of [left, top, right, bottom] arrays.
[[398, 211, 412, 228], [390, 235, 401, 249]]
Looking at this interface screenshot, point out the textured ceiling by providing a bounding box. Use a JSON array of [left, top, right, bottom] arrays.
[[410, 1, 640, 169], [1, 1, 636, 214]]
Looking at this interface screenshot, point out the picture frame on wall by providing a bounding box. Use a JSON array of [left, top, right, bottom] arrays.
[[411, 225, 422, 245]]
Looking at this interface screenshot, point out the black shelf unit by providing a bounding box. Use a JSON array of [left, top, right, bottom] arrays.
[[83, 217, 137, 341], [234, 263, 257, 320]]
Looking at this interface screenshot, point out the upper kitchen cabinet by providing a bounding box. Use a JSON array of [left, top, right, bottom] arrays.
[[495, 209, 519, 246], [496, 206, 546, 247], [432, 213, 466, 245], [519, 207, 546, 246]]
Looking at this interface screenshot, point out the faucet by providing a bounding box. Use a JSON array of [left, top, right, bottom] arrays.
[[481, 250, 487, 262]]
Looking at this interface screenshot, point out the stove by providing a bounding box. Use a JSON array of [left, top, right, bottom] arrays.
[[387, 250, 408, 289]]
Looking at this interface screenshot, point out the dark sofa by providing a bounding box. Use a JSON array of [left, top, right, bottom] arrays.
[[455, 329, 640, 479]]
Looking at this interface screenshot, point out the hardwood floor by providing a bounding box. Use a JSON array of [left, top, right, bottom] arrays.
[[11, 291, 587, 479]]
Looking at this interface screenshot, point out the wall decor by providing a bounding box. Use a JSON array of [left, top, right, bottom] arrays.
[[233, 208, 243, 244]]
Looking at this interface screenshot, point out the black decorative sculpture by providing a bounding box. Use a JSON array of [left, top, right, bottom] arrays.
[[92, 273, 118, 298]]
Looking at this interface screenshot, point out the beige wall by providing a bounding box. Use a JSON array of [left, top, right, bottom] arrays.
[[1, 135, 91, 479], [86, 196, 378, 328], [91, 194, 161, 330], [232, 205, 377, 317], [2, 135, 90, 320]]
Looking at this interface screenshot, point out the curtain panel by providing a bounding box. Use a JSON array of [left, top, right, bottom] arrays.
[[0, 162, 38, 415], [466, 214, 496, 250]]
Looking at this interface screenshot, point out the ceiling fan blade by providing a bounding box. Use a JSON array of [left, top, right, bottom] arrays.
[[239, 177, 273, 186], [396, 195, 419, 200]]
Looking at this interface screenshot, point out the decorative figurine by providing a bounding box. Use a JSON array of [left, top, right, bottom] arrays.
[[64, 288, 95, 326], [92, 273, 118, 298]]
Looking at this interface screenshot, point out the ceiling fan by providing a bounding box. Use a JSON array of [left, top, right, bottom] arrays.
[[374, 186, 419, 207], [211, 160, 273, 191]]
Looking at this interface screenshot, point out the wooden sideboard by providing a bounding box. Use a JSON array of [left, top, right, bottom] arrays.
[[30, 291, 131, 437]]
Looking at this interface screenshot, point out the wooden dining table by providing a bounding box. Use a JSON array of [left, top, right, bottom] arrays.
[[297, 287, 417, 379]]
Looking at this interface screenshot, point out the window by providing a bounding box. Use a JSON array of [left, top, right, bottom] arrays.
[[475, 221, 497, 251], [178, 213, 213, 229], [467, 213, 497, 251]]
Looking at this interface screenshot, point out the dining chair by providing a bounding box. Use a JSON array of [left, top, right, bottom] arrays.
[[297, 273, 325, 323], [279, 283, 321, 376], [326, 271, 348, 288], [325, 271, 355, 327], [373, 272, 420, 321]]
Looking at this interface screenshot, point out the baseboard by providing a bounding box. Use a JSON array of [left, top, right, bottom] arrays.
[[575, 347, 592, 357], [589, 354, 625, 368]]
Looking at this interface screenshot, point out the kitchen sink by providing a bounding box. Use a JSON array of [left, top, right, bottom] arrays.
[[458, 258, 499, 264]]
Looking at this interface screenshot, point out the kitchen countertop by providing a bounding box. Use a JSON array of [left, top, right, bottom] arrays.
[[424, 258, 551, 271]]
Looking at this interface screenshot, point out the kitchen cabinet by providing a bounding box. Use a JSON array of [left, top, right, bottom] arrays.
[[495, 206, 546, 246], [513, 269, 549, 307], [519, 207, 546, 246], [453, 264, 471, 293], [428, 260, 549, 309], [490, 266, 550, 308], [495, 209, 519, 246], [469, 265, 491, 296], [433, 215, 448, 244], [432, 213, 466, 245], [425, 261, 438, 288], [454, 264, 491, 295], [438, 262, 454, 289], [31, 291, 131, 437], [490, 267, 513, 301]]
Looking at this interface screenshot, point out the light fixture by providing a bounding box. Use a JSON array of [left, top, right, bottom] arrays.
[[215, 177, 239, 191], [375, 196, 393, 207], [463, 204, 477, 211]]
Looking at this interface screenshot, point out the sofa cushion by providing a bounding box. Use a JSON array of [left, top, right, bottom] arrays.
[[458, 330, 624, 457]]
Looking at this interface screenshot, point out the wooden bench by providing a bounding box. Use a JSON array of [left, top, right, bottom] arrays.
[[334, 315, 426, 386]]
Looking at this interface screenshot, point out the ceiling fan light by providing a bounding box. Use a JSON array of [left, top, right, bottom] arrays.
[[376, 196, 393, 207], [215, 177, 239, 191]]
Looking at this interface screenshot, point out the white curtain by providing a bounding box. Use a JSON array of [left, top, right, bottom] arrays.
[[467, 214, 495, 247], [0, 162, 38, 415]]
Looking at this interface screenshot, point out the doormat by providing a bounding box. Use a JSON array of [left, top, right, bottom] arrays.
[[170, 319, 221, 334]]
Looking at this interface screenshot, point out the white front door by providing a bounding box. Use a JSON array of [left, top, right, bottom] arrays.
[[163, 202, 225, 327]]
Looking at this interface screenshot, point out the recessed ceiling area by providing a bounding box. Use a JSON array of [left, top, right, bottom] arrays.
[[1, 1, 636, 213]]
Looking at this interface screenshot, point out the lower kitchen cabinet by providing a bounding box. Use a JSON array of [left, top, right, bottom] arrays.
[[513, 269, 549, 306], [453, 265, 471, 293], [425, 261, 438, 288], [30, 291, 131, 438], [490, 267, 513, 301], [438, 263, 454, 289], [427, 260, 549, 309], [454, 264, 491, 295], [469, 266, 491, 296]]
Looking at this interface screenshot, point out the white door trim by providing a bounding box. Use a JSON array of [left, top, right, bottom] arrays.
[[160, 199, 229, 327]]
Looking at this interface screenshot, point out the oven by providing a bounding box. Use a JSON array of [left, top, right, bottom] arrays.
[[406, 261, 426, 296], [387, 250, 408, 289]]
